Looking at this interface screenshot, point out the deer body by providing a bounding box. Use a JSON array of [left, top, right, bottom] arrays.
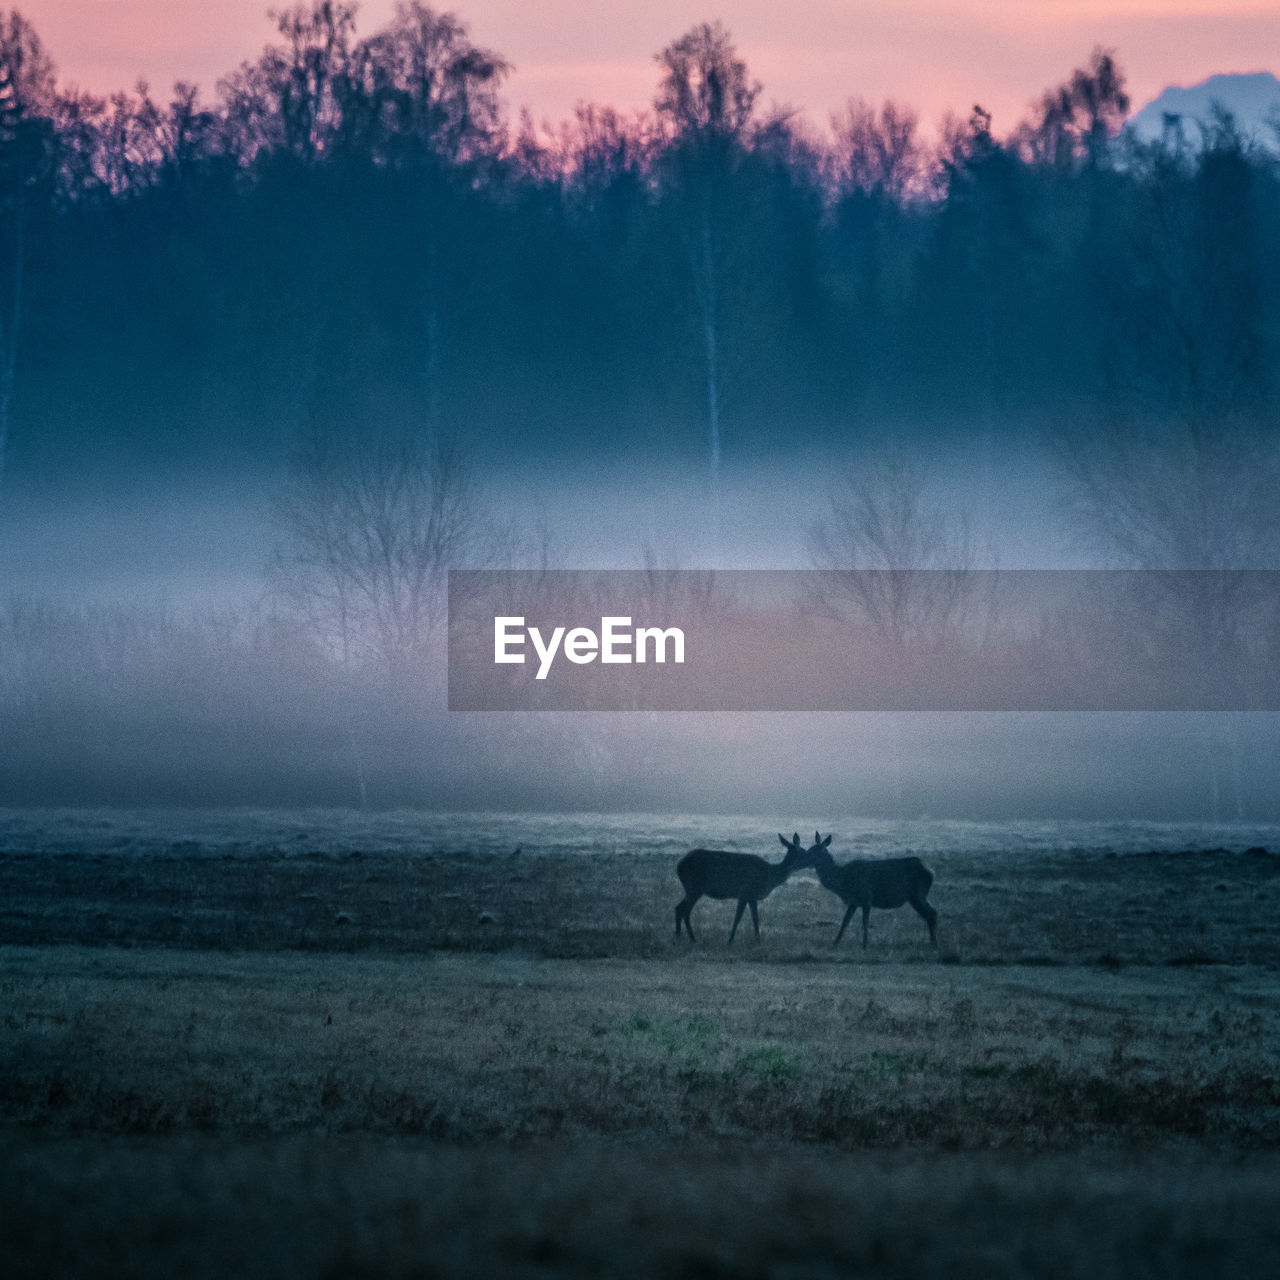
[[675, 835, 810, 943], [808, 834, 937, 948]]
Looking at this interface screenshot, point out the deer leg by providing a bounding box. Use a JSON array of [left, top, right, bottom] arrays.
[[861, 904, 870, 949], [677, 894, 698, 941], [910, 894, 938, 945], [749, 899, 760, 940], [728, 898, 748, 944], [834, 902, 856, 945], [927, 905, 938, 946]]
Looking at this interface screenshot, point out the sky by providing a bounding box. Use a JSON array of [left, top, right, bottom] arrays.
[[18, 1, 1280, 136]]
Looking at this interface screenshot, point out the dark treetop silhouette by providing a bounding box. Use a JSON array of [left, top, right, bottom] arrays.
[[0, 9, 1274, 490]]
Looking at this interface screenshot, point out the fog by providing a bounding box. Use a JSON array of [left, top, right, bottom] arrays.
[[3, 444, 1278, 817], [0, 434, 1072, 600], [0, 9, 1277, 817]]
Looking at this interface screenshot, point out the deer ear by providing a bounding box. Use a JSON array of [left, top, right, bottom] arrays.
[[814, 830, 821, 844], [792, 832, 801, 846], [779, 833, 790, 848], [822, 835, 832, 847]]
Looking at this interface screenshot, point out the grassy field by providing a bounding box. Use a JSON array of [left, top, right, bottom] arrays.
[[2, 840, 1278, 965], [2, 839, 1279, 1275]]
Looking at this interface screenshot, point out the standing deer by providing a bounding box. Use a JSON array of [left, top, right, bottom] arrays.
[[808, 832, 938, 948], [675, 833, 812, 943]]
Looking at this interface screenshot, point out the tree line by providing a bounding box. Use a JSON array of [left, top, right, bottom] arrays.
[[0, 4, 1277, 813], [0, 3, 1275, 486]]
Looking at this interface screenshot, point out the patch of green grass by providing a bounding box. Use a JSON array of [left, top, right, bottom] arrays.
[[960, 1063, 1007, 1081], [733, 1046, 806, 1084], [9, 1136, 1280, 1280], [4, 947, 1280, 1148], [853, 1051, 931, 1083], [627, 1011, 719, 1056], [673, 1064, 720, 1094]]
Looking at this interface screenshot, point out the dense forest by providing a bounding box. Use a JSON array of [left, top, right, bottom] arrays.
[[0, 1, 1276, 483], [0, 3, 1278, 812]]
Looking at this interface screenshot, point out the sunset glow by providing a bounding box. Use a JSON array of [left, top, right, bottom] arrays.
[[22, 1, 1280, 133]]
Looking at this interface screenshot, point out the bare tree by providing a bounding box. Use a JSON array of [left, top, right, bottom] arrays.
[[654, 22, 760, 538], [654, 22, 758, 140], [0, 9, 54, 496], [560, 102, 655, 205], [273, 422, 507, 804], [348, 3, 509, 435], [1061, 112, 1278, 619], [274, 423, 497, 674], [1060, 417, 1280, 575], [805, 447, 981, 812], [1058, 413, 1280, 818], [1015, 47, 1129, 169], [830, 98, 925, 203], [217, 2, 357, 165], [806, 445, 975, 651], [349, 3, 507, 164]]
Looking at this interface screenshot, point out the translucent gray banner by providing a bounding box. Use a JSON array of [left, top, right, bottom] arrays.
[[447, 570, 1280, 711]]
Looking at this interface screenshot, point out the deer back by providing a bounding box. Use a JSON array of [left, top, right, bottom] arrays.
[[678, 849, 774, 899], [839, 856, 928, 909]]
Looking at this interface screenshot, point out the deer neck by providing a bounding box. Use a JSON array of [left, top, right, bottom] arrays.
[[811, 847, 839, 889], [768, 855, 797, 891]]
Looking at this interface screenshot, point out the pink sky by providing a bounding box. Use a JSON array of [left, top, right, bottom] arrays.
[[16, 1, 1280, 134]]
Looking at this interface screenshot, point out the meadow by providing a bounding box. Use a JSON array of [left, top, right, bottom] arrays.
[[2, 827, 1279, 1276]]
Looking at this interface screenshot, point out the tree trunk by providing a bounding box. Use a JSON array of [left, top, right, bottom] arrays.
[[0, 160, 23, 498], [425, 230, 441, 440], [334, 574, 369, 809], [698, 212, 721, 556]]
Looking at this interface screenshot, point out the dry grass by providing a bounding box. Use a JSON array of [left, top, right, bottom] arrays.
[[2, 841, 1279, 1275], [2, 946, 1277, 1147], [5, 1136, 1280, 1280], [1, 843, 1277, 966]]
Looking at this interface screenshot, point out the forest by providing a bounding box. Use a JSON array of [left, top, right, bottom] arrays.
[[0, 2, 1275, 480], [0, 3, 1278, 811], [5, 14, 1280, 1269]]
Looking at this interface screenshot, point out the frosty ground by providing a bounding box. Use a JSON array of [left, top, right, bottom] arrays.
[[2, 826, 1279, 1276]]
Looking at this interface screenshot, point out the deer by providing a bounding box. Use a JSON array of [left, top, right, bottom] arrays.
[[807, 832, 938, 949], [674, 833, 813, 943]]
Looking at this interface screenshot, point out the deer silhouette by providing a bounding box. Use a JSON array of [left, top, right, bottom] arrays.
[[674, 832, 812, 943], [808, 831, 937, 948]]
